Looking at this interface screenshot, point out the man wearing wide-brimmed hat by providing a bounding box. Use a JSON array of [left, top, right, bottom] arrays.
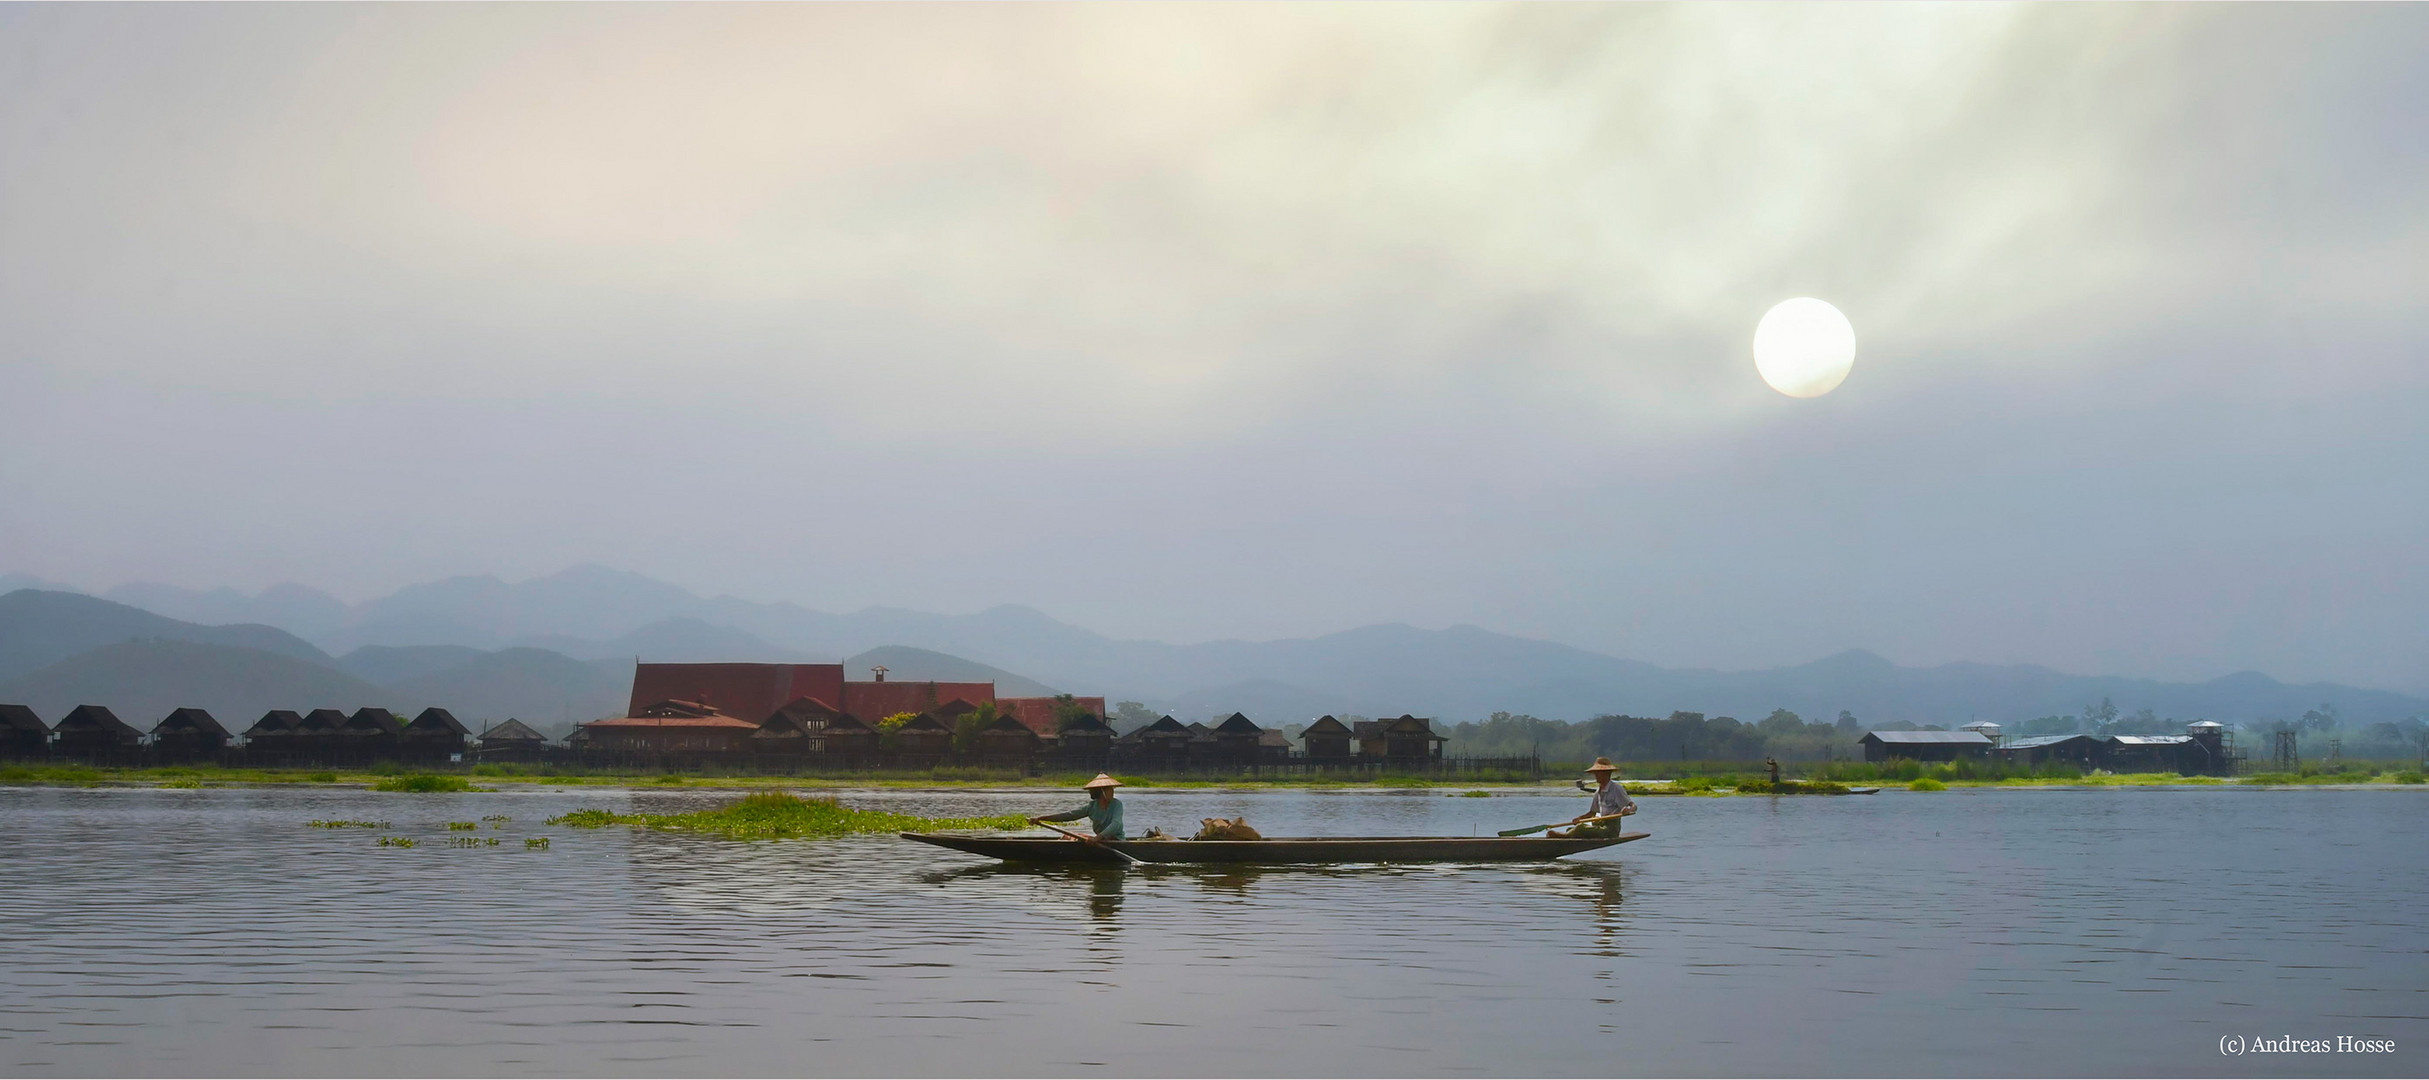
[[1031, 773, 1126, 843], [1560, 758, 1634, 838]]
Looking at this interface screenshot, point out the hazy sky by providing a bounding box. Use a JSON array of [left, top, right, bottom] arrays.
[[2, 4, 2424, 691]]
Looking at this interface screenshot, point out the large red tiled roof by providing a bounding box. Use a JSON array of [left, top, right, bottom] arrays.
[[628, 663, 846, 724], [586, 715, 760, 730], [997, 697, 1107, 737], [841, 681, 995, 724]]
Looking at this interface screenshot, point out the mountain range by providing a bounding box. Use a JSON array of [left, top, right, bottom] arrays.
[[3, 567, 2425, 735]]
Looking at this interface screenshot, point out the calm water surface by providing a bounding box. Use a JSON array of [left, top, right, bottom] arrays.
[[1, 784, 2422, 1077]]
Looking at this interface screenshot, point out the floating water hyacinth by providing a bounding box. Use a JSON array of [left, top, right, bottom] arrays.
[[549, 791, 1025, 842], [376, 836, 418, 848], [307, 819, 389, 829], [446, 821, 478, 831], [524, 837, 550, 850]]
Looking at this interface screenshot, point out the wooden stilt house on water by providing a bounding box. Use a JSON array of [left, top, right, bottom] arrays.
[[889, 712, 955, 763], [151, 708, 231, 760], [1210, 713, 1270, 765], [293, 709, 349, 761], [1117, 715, 1194, 768], [751, 707, 821, 759], [342, 708, 407, 762], [474, 718, 549, 761], [0, 704, 48, 758], [817, 711, 878, 760], [976, 714, 1042, 763], [403, 708, 469, 761], [1053, 712, 1116, 766], [1357, 715, 1449, 764], [244, 710, 303, 760], [1300, 716, 1353, 763], [53, 705, 142, 760]]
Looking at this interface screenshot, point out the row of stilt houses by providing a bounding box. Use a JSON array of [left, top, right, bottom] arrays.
[[571, 697, 1466, 773], [0, 703, 543, 766], [0, 697, 1486, 774]]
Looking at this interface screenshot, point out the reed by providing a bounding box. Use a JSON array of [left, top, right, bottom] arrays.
[[548, 791, 1027, 841], [373, 774, 473, 793]]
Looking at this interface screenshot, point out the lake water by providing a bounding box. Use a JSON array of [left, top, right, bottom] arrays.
[[1, 783, 2422, 1077]]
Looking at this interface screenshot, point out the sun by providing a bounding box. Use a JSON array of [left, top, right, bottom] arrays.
[[1752, 298, 1856, 398]]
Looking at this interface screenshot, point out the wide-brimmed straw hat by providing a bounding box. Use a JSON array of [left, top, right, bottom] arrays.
[[1083, 773, 1121, 790], [1583, 758, 1617, 774]]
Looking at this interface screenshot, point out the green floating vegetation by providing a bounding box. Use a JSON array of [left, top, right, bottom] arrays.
[[1908, 777, 1948, 791], [482, 814, 511, 823], [445, 836, 501, 848], [548, 791, 1028, 841], [307, 819, 389, 829], [373, 774, 474, 793], [1456, 789, 1494, 798], [445, 821, 478, 831], [376, 836, 418, 848], [525, 837, 551, 850]]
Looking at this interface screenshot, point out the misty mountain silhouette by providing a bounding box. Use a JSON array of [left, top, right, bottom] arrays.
[[6, 574, 2426, 727]]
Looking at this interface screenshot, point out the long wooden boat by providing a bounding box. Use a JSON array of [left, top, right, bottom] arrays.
[[900, 831, 1649, 865]]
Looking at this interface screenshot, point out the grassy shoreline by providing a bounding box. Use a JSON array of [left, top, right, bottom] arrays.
[[2, 762, 2420, 792]]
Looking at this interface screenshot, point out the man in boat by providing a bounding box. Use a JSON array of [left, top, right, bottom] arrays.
[[1029, 773, 1125, 844], [1558, 758, 1634, 838]]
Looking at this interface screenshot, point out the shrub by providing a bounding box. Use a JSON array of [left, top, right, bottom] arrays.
[[1908, 777, 1947, 791], [305, 772, 339, 783], [374, 774, 472, 793], [2392, 771, 2426, 785]]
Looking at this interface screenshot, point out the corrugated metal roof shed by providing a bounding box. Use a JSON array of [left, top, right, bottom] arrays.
[[1862, 731, 1993, 745]]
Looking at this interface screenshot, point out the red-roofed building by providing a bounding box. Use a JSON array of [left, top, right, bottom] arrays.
[[627, 663, 846, 725], [841, 681, 995, 724], [997, 697, 1107, 738]]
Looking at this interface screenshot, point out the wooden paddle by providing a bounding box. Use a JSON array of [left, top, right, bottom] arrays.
[[1037, 820, 1143, 866], [1496, 810, 1633, 837]]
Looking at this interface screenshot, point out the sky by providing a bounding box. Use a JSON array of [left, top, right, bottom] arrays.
[[1, 4, 2424, 692]]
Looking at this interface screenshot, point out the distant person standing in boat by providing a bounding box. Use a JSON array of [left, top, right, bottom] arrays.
[[1031, 773, 1125, 843], [1561, 758, 1634, 838]]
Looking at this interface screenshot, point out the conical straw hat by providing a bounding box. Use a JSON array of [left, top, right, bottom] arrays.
[[1083, 773, 1121, 790], [1583, 757, 1617, 774]]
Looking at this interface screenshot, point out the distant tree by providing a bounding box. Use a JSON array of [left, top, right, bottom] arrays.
[[1835, 710, 1861, 734], [1759, 709, 1806, 736], [2018, 714, 2079, 736], [2084, 697, 2120, 734], [1111, 701, 1159, 732], [951, 702, 998, 753], [2299, 702, 2341, 732], [1050, 693, 1097, 729]]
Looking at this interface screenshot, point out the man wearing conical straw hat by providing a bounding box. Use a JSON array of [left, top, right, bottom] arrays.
[[1557, 758, 1635, 839], [1030, 773, 1126, 844]]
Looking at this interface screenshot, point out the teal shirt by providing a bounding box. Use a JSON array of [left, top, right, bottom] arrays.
[[1041, 796, 1124, 840]]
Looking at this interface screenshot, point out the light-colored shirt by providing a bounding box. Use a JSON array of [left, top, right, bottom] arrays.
[[1588, 780, 1634, 818], [1041, 797, 1124, 840]]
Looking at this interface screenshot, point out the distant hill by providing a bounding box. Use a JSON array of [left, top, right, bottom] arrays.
[[103, 582, 349, 638], [0, 590, 333, 682], [0, 639, 384, 726], [381, 647, 628, 734], [519, 617, 806, 663], [15, 569, 2429, 730], [841, 645, 1061, 698], [337, 645, 488, 686]]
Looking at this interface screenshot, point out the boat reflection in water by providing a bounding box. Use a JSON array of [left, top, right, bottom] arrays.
[[917, 858, 1635, 944]]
